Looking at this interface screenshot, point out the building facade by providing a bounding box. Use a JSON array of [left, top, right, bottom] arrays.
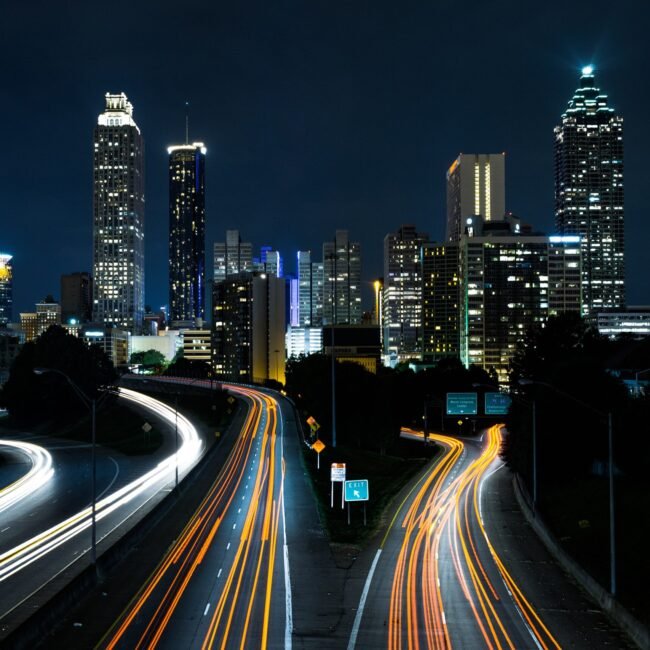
[[323, 230, 361, 325], [61, 272, 93, 324], [382, 225, 428, 366], [212, 273, 285, 384], [92, 93, 145, 333], [446, 153, 505, 243], [168, 142, 206, 327], [459, 216, 582, 383], [20, 298, 62, 342], [297, 251, 324, 327], [422, 243, 460, 362], [213, 230, 253, 283], [0, 254, 13, 326], [554, 67, 625, 316]]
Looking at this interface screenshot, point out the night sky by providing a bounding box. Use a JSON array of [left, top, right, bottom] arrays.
[[2, 1, 649, 316]]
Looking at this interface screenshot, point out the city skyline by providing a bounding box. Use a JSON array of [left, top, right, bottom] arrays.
[[3, 3, 650, 315]]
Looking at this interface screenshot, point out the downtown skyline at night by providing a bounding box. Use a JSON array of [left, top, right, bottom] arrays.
[[2, 1, 650, 315], [1, 4, 650, 649]]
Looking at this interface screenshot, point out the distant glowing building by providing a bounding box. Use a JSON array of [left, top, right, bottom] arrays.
[[168, 142, 206, 327], [323, 230, 361, 325], [0, 254, 13, 326], [446, 153, 505, 242], [92, 93, 145, 333], [382, 225, 428, 366], [554, 67, 625, 316], [297, 251, 324, 327], [213, 230, 253, 283]]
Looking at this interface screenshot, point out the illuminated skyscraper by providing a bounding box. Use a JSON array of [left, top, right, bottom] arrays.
[[554, 66, 625, 316], [92, 93, 145, 333], [213, 230, 253, 283], [323, 230, 361, 325], [0, 254, 13, 326], [446, 153, 505, 242], [297, 251, 324, 327], [382, 225, 428, 366], [168, 142, 206, 327]]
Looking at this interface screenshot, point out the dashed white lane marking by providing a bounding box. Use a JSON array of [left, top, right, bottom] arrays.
[[226, 542, 231, 550], [217, 568, 222, 578], [1, 527, 9, 533], [233, 523, 237, 530], [238, 508, 241, 513], [204, 603, 210, 616], [347, 549, 382, 650]]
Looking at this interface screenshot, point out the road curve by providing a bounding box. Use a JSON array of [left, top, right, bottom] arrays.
[[100, 382, 291, 650]]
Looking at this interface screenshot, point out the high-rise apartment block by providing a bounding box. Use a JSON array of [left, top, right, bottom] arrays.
[[323, 230, 361, 325], [554, 67, 625, 316], [168, 142, 206, 327], [61, 272, 93, 324], [92, 93, 145, 333], [213, 230, 253, 283], [459, 216, 581, 383], [212, 273, 285, 384], [446, 153, 505, 242], [422, 243, 460, 362], [0, 254, 13, 326], [382, 225, 428, 366]]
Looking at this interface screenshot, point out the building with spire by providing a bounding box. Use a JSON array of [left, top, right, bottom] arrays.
[[554, 66, 625, 316], [92, 93, 145, 333], [168, 141, 206, 327]]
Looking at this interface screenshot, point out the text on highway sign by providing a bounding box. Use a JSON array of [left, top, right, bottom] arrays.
[[446, 392, 477, 415]]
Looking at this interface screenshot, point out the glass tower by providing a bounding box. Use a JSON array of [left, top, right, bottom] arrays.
[[168, 142, 206, 326], [323, 230, 361, 325], [554, 67, 625, 316], [92, 93, 145, 333]]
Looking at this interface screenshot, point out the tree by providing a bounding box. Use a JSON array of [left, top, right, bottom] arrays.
[[0, 325, 116, 423], [164, 357, 213, 379], [129, 349, 167, 373]]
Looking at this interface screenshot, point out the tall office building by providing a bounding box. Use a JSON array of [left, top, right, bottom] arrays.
[[61, 272, 93, 323], [422, 243, 460, 362], [382, 225, 429, 366], [0, 254, 13, 326], [20, 297, 62, 342], [323, 230, 361, 325], [554, 66, 625, 316], [213, 230, 253, 283], [212, 273, 285, 384], [260, 248, 283, 278], [297, 251, 324, 327], [168, 142, 206, 326], [459, 216, 582, 383], [446, 153, 505, 242], [92, 93, 145, 333]]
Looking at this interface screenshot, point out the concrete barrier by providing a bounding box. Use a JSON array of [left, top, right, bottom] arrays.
[[513, 474, 649, 650]]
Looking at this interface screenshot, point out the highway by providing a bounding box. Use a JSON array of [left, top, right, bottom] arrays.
[[0, 387, 204, 629], [100, 382, 291, 650], [350, 425, 563, 649]]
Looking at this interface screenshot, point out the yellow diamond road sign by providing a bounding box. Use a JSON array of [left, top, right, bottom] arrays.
[[311, 439, 326, 454]]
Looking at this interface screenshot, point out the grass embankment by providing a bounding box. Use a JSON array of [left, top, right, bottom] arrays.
[[540, 477, 649, 625], [303, 437, 438, 545]]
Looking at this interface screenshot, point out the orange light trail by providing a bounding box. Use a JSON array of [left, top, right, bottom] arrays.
[[101, 383, 287, 650], [388, 425, 561, 649]]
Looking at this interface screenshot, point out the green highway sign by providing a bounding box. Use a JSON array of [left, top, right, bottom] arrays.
[[344, 480, 369, 502], [446, 392, 477, 415], [485, 392, 512, 415]]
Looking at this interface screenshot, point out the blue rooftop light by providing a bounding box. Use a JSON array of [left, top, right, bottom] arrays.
[[582, 65, 594, 76]]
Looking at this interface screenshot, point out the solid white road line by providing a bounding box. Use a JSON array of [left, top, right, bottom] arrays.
[[347, 549, 382, 650]]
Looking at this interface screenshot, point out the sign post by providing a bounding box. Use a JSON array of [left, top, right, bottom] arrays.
[[344, 480, 369, 525], [311, 439, 325, 469], [330, 463, 346, 508]]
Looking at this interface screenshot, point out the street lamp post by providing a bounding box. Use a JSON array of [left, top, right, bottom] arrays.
[[33, 367, 100, 571], [519, 378, 616, 597]]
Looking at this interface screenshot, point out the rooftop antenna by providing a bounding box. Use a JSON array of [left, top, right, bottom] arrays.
[[185, 101, 189, 145]]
